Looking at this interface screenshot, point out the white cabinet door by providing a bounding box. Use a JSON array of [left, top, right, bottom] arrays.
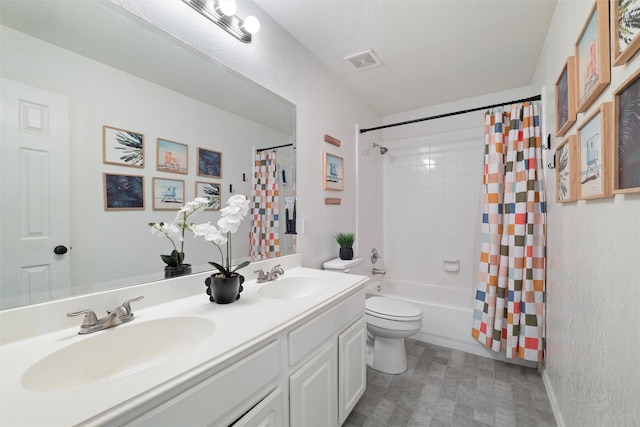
[[234, 388, 283, 427], [289, 341, 337, 427], [338, 316, 366, 424]]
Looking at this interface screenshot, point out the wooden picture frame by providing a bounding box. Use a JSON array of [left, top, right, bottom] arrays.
[[323, 152, 344, 191], [195, 181, 221, 210], [612, 0, 640, 66], [575, 0, 611, 113], [555, 135, 578, 203], [613, 68, 640, 193], [577, 102, 612, 199], [555, 56, 577, 137], [103, 173, 144, 210], [156, 138, 188, 174], [152, 177, 185, 210], [197, 148, 222, 179], [102, 125, 144, 168]]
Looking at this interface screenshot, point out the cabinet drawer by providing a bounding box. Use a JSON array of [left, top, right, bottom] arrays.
[[125, 341, 280, 427], [288, 289, 364, 366]]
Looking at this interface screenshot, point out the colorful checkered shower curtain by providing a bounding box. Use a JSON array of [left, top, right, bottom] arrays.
[[249, 150, 280, 260], [471, 102, 546, 362]]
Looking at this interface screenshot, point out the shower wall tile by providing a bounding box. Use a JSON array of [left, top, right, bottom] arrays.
[[383, 127, 484, 290]]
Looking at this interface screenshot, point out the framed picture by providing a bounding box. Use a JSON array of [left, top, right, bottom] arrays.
[[575, 0, 611, 113], [156, 138, 188, 174], [323, 152, 344, 191], [197, 148, 222, 178], [103, 173, 144, 210], [577, 102, 612, 199], [556, 135, 578, 203], [612, 0, 640, 66], [555, 56, 577, 137], [152, 177, 185, 210], [195, 181, 221, 210], [613, 68, 640, 193], [102, 125, 144, 168]]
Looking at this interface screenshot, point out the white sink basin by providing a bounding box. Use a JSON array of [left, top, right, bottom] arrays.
[[21, 317, 215, 392], [258, 277, 330, 299]]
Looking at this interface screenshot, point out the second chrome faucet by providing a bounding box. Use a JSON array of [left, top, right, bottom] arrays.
[[255, 264, 285, 283]]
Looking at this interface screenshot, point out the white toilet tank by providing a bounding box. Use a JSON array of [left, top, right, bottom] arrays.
[[322, 257, 364, 273]]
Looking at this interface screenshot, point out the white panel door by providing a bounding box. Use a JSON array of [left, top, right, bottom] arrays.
[[289, 341, 338, 427], [338, 316, 367, 424], [1, 78, 71, 308]]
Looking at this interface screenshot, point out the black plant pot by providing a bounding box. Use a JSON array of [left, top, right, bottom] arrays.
[[339, 247, 354, 261], [164, 264, 192, 278], [205, 274, 245, 304]]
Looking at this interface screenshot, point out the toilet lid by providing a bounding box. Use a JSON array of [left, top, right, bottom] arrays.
[[366, 296, 422, 320]]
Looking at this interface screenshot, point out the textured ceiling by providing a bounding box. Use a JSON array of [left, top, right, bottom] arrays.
[[254, 0, 557, 115]]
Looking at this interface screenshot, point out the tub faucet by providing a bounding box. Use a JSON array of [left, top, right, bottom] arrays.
[[67, 296, 143, 335], [372, 268, 386, 275]]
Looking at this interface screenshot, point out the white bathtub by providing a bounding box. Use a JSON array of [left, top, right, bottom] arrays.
[[365, 279, 514, 361]]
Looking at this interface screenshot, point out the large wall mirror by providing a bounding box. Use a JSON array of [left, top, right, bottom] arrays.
[[0, 0, 296, 310]]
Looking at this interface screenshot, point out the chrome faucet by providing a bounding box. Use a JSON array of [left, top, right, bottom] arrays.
[[67, 296, 143, 334], [372, 268, 386, 275], [254, 264, 285, 283]]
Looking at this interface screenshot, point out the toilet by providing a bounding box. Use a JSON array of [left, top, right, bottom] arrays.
[[322, 258, 423, 375]]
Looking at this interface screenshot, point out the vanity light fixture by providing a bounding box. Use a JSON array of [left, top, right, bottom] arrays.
[[182, 0, 260, 43]]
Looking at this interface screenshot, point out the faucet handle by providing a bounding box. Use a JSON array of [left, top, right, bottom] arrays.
[[254, 269, 268, 279], [121, 296, 144, 315], [66, 309, 98, 326]]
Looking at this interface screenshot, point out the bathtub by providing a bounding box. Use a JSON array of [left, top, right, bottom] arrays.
[[365, 279, 510, 361]]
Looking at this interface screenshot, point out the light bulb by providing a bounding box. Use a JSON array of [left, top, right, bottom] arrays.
[[243, 15, 260, 34], [217, 0, 237, 16]]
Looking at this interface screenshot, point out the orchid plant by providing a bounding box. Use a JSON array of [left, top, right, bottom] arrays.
[[191, 194, 251, 278], [148, 197, 211, 268]]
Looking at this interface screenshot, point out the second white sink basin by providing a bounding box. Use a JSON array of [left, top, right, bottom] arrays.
[[258, 277, 330, 299], [21, 316, 215, 392]]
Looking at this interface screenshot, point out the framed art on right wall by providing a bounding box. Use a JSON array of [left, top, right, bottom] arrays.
[[555, 56, 577, 137], [611, 0, 640, 66], [577, 102, 612, 200], [613, 68, 640, 193], [575, 0, 611, 113], [556, 135, 578, 203]]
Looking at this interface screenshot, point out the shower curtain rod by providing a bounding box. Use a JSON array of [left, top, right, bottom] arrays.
[[256, 143, 294, 152], [359, 94, 542, 134]]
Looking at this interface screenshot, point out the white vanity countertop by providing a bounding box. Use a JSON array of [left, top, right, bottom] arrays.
[[0, 256, 368, 426]]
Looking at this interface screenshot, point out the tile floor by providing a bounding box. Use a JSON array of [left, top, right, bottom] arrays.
[[344, 339, 557, 427]]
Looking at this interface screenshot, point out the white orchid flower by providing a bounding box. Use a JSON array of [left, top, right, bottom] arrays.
[[191, 222, 227, 245], [217, 215, 242, 234]]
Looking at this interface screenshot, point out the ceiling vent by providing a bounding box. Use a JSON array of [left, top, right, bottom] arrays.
[[344, 49, 382, 71]]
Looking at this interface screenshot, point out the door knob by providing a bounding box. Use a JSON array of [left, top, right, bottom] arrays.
[[53, 245, 68, 255]]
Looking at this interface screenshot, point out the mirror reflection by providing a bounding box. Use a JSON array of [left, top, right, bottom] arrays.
[[0, 0, 296, 310]]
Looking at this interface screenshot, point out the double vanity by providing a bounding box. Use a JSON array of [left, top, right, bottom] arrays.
[[0, 254, 368, 426]]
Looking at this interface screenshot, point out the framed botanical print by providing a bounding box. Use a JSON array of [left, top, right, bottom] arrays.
[[152, 177, 185, 210], [195, 181, 221, 210], [103, 173, 144, 210], [556, 135, 578, 203], [102, 125, 144, 168], [613, 68, 640, 193], [156, 138, 188, 174], [611, 0, 640, 66], [577, 102, 612, 199], [575, 0, 611, 113], [555, 56, 577, 137], [323, 152, 344, 191], [197, 148, 222, 179]]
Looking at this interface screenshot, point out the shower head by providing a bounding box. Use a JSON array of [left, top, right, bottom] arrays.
[[373, 143, 388, 155]]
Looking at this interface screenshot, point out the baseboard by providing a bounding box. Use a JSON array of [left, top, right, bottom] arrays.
[[541, 365, 565, 427]]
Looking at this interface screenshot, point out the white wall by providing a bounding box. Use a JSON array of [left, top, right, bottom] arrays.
[[1, 26, 290, 294], [531, 1, 640, 426], [112, 0, 383, 270]]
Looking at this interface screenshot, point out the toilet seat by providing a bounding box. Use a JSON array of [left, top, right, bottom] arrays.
[[365, 296, 422, 322]]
